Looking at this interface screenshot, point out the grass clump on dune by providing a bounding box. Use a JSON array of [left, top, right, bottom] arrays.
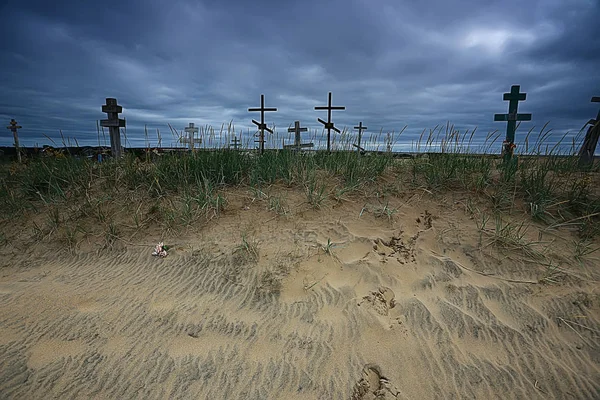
[[0, 122, 599, 253]]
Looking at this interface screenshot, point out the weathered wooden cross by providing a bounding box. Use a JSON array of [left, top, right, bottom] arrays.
[[315, 92, 345, 152], [248, 94, 277, 154], [100, 98, 126, 158], [353, 121, 367, 153], [578, 96, 600, 166], [494, 85, 532, 160], [6, 119, 22, 163], [180, 122, 201, 150], [230, 136, 241, 150], [283, 121, 313, 151]]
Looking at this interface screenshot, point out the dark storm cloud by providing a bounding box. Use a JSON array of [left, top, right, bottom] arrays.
[[0, 0, 598, 151]]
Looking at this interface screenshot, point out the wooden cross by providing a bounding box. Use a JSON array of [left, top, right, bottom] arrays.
[[248, 94, 277, 154], [283, 121, 313, 151], [100, 98, 126, 158], [494, 85, 531, 160], [181, 122, 201, 150], [578, 96, 600, 166], [230, 136, 241, 150], [353, 121, 367, 153], [315, 92, 345, 152], [6, 119, 22, 163]]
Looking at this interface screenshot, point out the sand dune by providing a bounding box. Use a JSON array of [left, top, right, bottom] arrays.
[[1, 187, 599, 399]]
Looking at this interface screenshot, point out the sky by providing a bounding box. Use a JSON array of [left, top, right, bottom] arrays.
[[0, 0, 599, 153]]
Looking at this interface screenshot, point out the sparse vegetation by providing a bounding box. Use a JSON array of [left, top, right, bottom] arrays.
[[0, 122, 598, 260]]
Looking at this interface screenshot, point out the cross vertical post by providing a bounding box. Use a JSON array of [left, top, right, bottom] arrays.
[[100, 98, 126, 158], [494, 85, 532, 161], [315, 92, 345, 152], [353, 121, 367, 153], [6, 119, 22, 163], [248, 94, 277, 154], [182, 122, 201, 151], [578, 96, 600, 167], [283, 121, 313, 151]]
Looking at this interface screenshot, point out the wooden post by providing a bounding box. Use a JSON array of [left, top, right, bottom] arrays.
[[353, 121, 367, 153], [578, 96, 600, 167], [6, 119, 22, 163], [315, 92, 345, 152], [493, 85, 532, 162], [248, 94, 277, 154], [181, 122, 201, 150], [100, 98, 126, 158], [283, 121, 313, 151]]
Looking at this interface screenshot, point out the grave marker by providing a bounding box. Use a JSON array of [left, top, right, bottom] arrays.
[[578, 96, 600, 166], [180, 122, 201, 150], [315, 92, 345, 152], [100, 98, 126, 158], [283, 121, 313, 151], [353, 121, 367, 153], [494, 85, 532, 161], [248, 94, 277, 154], [6, 119, 22, 163], [230, 136, 242, 150]]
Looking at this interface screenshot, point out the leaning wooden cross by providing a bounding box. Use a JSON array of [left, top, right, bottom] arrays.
[[578, 96, 600, 167], [315, 92, 345, 152], [283, 121, 313, 151], [494, 85, 532, 162], [100, 98, 126, 158], [6, 119, 22, 163], [353, 121, 367, 153], [180, 122, 201, 150]]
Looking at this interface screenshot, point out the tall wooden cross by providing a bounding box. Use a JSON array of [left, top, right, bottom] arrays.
[[6, 119, 22, 163], [494, 85, 532, 160], [315, 92, 345, 152], [353, 121, 367, 153], [248, 94, 277, 154], [578, 96, 600, 166], [283, 121, 313, 151], [100, 98, 126, 158], [181, 122, 201, 150]]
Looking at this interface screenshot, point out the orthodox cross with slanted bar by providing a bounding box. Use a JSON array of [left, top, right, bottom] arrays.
[[315, 92, 345, 152], [283, 121, 313, 151], [230, 136, 242, 150], [353, 121, 367, 153], [100, 98, 126, 158], [181, 123, 201, 150], [494, 85, 531, 159], [248, 94, 277, 154], [6, 119, 22, 163]]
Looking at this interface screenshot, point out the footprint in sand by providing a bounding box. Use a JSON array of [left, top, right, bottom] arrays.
[[360, 287, 396, 316], [351, 364, 400, 399]]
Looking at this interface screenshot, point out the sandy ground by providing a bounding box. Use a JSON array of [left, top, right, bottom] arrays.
[[1, 185, 599, 399]]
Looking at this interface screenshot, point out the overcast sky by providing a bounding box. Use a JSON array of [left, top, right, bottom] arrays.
[[1, 0, 599, 152]]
